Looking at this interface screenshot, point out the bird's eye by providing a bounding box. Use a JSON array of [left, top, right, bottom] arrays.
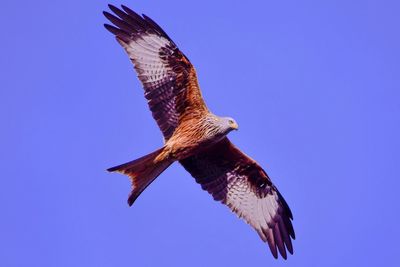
[[229, 119, 234, 124]]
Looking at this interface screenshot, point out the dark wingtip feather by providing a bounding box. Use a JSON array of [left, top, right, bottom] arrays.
[[104, 11, 123, 25], [103, 11, 121, 26], [103, 10, 112, 19], [276, 190, 293, 220], [108, 4, 121, 18], [142, 13, 174, 43], [121, 5, 138, 14], [266, 232, 278, 259], [273, 223, 287, 259], [103, 24, 130, 43], [271, 247, 278, 259], [284, 215, 296, 239], [288, 244, 294, 255], [103, 23, 119, 34], [285, 238, 294, 255], [108, 4, 130, 21], [121, 4, 143, 20]]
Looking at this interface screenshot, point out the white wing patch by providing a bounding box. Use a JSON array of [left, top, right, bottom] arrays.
[[118, 34, 173, 85]]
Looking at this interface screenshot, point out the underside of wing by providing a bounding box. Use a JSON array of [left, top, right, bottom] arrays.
[[180, 138, 295, 259], [104, 5, 207, 140]]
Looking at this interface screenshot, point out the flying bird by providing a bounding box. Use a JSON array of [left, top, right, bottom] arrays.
[[103, 4, 295, 259]]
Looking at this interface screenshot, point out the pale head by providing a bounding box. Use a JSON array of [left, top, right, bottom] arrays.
[[206, 115, 239, 135], [222, 116, 239, 131]]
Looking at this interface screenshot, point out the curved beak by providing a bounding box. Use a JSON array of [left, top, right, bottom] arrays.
[[231, 122, 239, 130]]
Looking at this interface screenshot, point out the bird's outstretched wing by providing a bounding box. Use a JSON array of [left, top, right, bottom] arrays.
[[180, 138, 295, 259], [104, 5, 207, 140]]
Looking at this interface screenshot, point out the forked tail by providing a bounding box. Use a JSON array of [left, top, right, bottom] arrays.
[[107, 148, 173, 206]]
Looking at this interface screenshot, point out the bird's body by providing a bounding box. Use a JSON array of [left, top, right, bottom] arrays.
[[160, 113, 239, 161], [104, 4, 295, 259]]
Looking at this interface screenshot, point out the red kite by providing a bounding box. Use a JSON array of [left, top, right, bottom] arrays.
[[104, 4, 295, 259]]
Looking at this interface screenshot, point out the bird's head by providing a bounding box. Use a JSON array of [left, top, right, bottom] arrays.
[[226, 117, 239, 131], [219, 116, 239, 132], [206, 115, 239, 137]]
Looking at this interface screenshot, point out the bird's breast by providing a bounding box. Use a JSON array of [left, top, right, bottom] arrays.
[[166, 126, 226, 160]]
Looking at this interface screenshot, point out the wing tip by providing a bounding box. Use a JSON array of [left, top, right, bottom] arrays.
[[107, 3, 116, 10], [121, 4, 139, 16], [270, 245, 278, 259], [103, 23, 118, 34]]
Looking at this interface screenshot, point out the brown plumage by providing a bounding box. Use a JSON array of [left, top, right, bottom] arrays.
[[104, 4, 295, 259]]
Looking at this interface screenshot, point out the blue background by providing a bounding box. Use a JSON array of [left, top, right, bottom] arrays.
[[1, 0, 399, 266]]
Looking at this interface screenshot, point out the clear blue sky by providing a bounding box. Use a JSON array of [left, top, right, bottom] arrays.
[[1, 0, 399, 266]]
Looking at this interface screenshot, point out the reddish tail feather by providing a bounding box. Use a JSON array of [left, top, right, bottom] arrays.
[[108, 147, 173, 206]]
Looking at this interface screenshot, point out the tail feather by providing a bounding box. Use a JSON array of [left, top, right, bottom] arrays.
[[108, 147, 173, 206]]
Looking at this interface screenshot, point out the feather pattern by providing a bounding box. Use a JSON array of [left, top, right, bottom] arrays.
[[180, 138, 295, 259], [104, 4, 207, 140]]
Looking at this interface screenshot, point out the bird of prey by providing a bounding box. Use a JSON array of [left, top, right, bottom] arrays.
[[103, 4, 295, 259]]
